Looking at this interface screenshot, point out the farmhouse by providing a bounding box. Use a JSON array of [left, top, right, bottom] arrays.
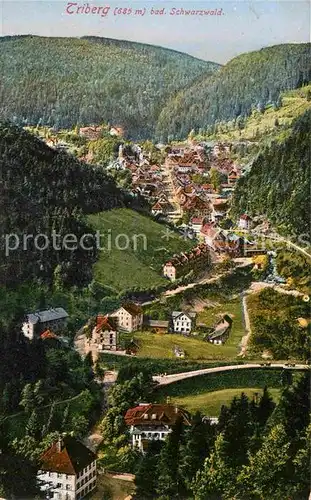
[[37, 435, 97, 500], [124, 403, 191, 452], [92, 315, 118, 351], [110, 302, 143, 332], [207, 315, 232, 345], [22, 307, 69, 340], [171, 311, 196, 335]]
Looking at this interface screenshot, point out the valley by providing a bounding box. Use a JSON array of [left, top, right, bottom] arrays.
[[0, 34, 310, 500]]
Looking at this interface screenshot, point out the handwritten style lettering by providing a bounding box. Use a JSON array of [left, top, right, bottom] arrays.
[[66, 3, 111, 17]]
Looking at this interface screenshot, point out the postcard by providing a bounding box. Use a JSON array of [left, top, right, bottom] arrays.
[[0, 1, 310, 498]]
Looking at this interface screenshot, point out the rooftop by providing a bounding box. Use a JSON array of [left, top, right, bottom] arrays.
[[124, 404, 191, 427], [40, 436, 96, 475], [26, 307, 68, 325]]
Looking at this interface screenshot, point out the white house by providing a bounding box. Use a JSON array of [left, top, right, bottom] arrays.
[[37, 436, 97, 500], [238, 214, 253, 230], [171, 311, 196, 335], [22, 308, 69, 340], [109, 302, 143, 332], [91, 315, 118, 351], [124, 403, 191, 452]]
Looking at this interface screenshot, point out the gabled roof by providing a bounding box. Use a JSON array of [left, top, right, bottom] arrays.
[[40, 436, 96, 475], [95, 315, 117, 333], [124, 404, 191, 427], [121, 302, 142, 316], [172, 311, 196, 320], [26, 308, 68, 325]]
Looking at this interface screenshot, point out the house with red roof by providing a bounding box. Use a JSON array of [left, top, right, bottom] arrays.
[[37, 435, 97, 500], [124, 403, 191, 451], [92, 315, 118, 351]]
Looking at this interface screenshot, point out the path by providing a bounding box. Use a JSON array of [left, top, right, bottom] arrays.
[[162, 259, 253, 299], [238, 292, 252, 357], [153, 363, 309, 386], [239, 229, 311, 259]]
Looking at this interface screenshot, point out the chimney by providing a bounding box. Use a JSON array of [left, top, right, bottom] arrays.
[[56, 436, 63, 453]]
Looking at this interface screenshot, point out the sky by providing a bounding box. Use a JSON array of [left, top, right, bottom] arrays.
[[1, 0, 310, 63]]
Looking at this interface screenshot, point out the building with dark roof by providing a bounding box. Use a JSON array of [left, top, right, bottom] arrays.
[[22, 307, 69, 340], [37, 435, 97, 500]]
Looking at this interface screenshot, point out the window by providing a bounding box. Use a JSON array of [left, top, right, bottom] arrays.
[[57, 473, 62, 479], [66, 485, 72, 490], [56, 483, 62, 488]]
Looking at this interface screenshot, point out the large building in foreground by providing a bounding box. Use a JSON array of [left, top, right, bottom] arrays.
[[37, 436, 97, 500]]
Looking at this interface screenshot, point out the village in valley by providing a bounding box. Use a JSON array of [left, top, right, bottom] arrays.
[[15, 115, 311, 500]]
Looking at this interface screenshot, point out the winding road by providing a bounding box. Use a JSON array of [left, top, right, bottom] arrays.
[[153, 363, 309, 386]]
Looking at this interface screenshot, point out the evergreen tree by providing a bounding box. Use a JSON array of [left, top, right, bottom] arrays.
[[256, 386, 275, 428], [192, 433, 234, 500], [235, 424, 291, 500], [25, 409, 41, 439], [135, 440, 162, 499], [179, 412, 215, 492], [33, 379, 45, 407], [156, 415, 184, 500], [19, 384, 35, 414]]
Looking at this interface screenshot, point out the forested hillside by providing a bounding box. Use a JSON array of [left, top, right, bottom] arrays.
[[0, 35, 219, 139], [156, 43, 311, 139], [231, 109, 311, 238], [0, 123, 124, 287]]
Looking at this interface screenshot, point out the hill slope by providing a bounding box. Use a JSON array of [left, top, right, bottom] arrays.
[[0, 35, 219, 139], [88, 209, 194, 292], [0, 123, 124, 287], [231, 109, 311, 238], [156, 43, 311, 140]]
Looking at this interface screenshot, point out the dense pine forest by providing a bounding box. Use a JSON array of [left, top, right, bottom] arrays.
[[1, 37, 310, 140], [0, 123, 124, 288], [231, 109, 311, 239], [156, 43, 311, 139], [0, 35, 219, 139], [99, 366, 310, 500]]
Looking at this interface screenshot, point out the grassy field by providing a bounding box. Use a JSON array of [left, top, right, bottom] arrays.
[[197, 296, 245, 351], [127, 294, 246, 361], [211, 85, 311, 143], [156, 368, 304, 405], [88, 209, 194, 292], [129, 330, 242, 361], [168, 387, 281, 416]]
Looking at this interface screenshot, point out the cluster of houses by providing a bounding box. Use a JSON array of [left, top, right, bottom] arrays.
[[22, 300, 233, 353], [163, 243, 210, 281], [109, 141, 242, 225]]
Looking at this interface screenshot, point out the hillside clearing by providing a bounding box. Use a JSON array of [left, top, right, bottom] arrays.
[[167, 387, 281, 416], [88, 209, 194, 292]]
